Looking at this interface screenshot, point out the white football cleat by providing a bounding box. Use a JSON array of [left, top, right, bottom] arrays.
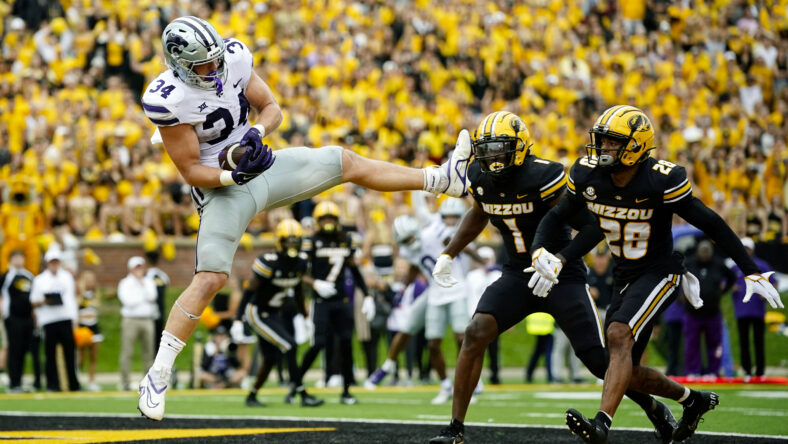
[[137, 365, 171, 421], [431, 386, 453, 405], [438, 129, 472, 197]]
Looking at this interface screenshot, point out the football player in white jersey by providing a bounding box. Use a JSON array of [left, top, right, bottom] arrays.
[[137, 16, 473, 421], [365, 195, 473, 404]]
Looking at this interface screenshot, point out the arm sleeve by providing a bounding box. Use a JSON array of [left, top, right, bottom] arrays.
[[531, 193, 589, 251], [674, 197, 760, 275], [350, 264, 370, 295]]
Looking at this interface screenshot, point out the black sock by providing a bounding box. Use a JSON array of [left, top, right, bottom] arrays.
[[626, 390, 656, 413], [595, 411, 612, 432], [248, 389, 257, 397], [680, 390, 700, 408], [450, 418, 464, 432]]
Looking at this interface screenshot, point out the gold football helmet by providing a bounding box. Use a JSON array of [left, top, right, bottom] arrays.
[[313, 201, 340, 233], [275, 218, 303, 258], [472, 111, 532, 175], [588, 105, 655, 169]]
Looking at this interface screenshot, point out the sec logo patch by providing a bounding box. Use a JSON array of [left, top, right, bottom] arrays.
[[583, 186, 597, 201]]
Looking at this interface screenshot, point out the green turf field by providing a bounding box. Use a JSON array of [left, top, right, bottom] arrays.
[[2, 384, 787, 438], [83, 287, 788, 376]]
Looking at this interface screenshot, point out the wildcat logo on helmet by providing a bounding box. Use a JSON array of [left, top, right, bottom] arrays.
[[165, 34, 189, 55]]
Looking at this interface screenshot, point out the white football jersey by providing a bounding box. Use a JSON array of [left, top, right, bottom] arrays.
[[399, 214, 469, 304], [142, 38, 254, 168]]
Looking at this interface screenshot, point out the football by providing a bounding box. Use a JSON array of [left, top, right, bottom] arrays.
[[217, 142, 246, 171]]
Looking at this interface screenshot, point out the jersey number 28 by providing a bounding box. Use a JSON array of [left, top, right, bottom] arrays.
[[599, 217, 650, 259]]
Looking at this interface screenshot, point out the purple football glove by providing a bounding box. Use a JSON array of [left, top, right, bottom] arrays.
[[231, 128, 275, 184]]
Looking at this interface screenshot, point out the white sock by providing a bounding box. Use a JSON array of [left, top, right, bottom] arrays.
[[422, 166, 444, 193], [153, 331, 185, 372], [677, 387, 691, 403], [441, 378, 452, 390], [381, 359, 396, 373]]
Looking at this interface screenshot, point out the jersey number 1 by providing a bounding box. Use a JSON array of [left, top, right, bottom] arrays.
[[503, 218, 527, 253]]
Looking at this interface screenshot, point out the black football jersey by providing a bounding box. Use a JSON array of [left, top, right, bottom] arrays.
[[468, 155, 586, 281], [567, 156, 692, 283], [303, 231, 356, 299], [251, 252, 308, 309]]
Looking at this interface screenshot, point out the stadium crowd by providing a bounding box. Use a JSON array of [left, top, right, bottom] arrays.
[[0, 0, 786, 270], [0, 0, 786, 395]]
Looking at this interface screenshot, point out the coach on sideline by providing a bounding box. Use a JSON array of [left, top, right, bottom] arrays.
[[31, 249, 80, 392], [118, 256, 158, 391]]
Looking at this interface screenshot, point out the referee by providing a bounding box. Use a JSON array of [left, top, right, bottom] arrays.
[[30, 250, 80, 391]]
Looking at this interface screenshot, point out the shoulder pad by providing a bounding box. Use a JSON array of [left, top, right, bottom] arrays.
[[567, 157, 594, 196], [141, 72, 185, 127], [537, 161, 567, 201], [252, 257, 273, 277], [657, 160, 692, 204], [223, 38, 253, 89]]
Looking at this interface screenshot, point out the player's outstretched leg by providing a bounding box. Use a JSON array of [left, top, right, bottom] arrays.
[[673, 391, 719, 442], [342, 129, 473, 198], [138, 272, 226, 421]]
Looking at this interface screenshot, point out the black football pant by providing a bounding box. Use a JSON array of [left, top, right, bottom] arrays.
[[737, 317, 765, 376], [43, 320, 80, 391], [4, 317, 34, 389]]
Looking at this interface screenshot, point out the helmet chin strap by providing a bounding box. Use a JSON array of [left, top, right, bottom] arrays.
[[210, 70, 224, 96]]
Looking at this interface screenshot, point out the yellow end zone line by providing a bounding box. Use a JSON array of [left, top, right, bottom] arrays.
[[0, 383, 782, 401], [0, 427, 335, 444]]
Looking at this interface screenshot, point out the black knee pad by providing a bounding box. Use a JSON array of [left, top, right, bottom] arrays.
[[576, 346, 609, 380]]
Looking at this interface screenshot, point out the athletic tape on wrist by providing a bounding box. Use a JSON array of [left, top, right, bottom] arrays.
[[220, 170, 236, 186]]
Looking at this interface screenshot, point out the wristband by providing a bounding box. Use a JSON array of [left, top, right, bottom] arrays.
[[252, 124, 266, 138], [220, 170, 237, 186]]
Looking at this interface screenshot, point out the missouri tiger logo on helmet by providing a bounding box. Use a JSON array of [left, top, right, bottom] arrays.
[[472, 111, 532, 175], [275, 219, 303, 258], [587, 105, 655, 169]]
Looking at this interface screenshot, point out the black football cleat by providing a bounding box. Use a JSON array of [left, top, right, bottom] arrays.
[[284, 386, 298, 404], [673, 391, 719, 442], [245, 394, 265, 407], [646, 400, 677, 444], [429, 421, 464, 444], [566, 409, 609, 444], [301, 393, 324, 407]]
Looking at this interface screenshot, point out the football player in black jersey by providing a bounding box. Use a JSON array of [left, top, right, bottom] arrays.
[[298, 201, 376, 405], [233, 219, 323, 407], [529, 105, 783, 443], [429, 111, 672, 444]]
